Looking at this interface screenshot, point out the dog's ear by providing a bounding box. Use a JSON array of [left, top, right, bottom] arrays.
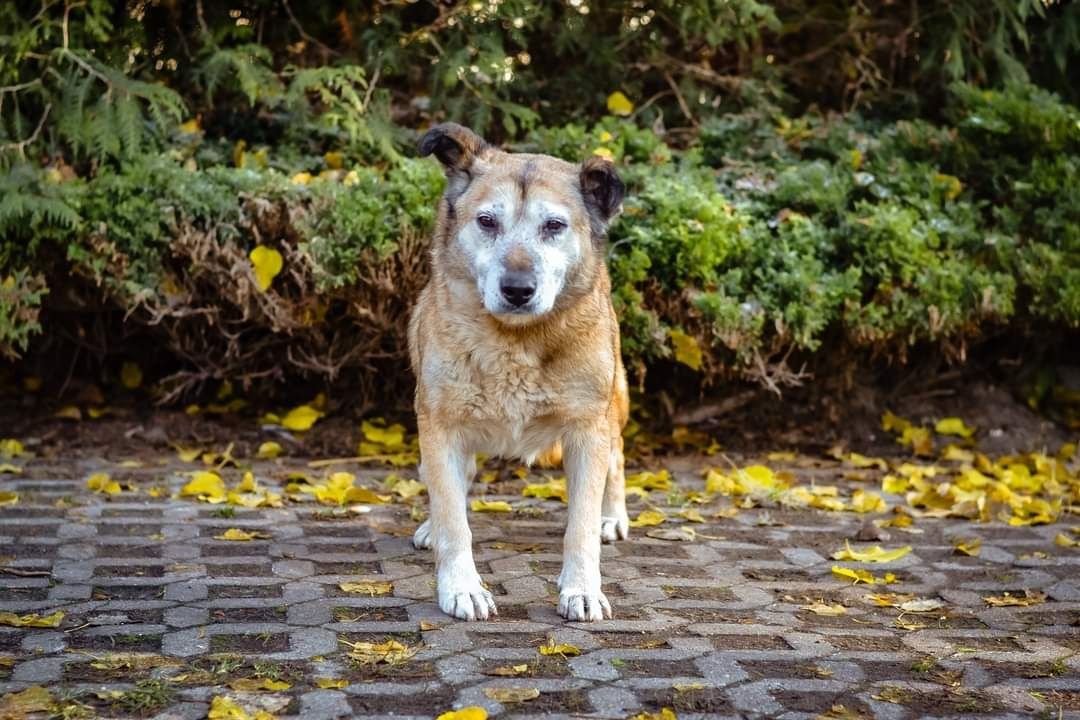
[[418, 123, 487, 175], [580, 156, 624, 228]]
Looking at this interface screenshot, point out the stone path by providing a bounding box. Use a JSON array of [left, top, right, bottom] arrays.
[[1, 451, 1078, 719]]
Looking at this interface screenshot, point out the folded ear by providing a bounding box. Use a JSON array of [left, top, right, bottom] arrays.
[[418, 122, 487, 175], [580, 156, 624, 228]]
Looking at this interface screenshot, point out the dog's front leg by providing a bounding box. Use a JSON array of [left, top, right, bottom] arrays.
[[557, 420, 612, 621], [419, 418, 496, 621]]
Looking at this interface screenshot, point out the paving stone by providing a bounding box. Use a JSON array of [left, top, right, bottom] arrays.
[[2, 451, 1078, 719]]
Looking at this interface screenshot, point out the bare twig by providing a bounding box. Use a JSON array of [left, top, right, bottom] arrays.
[[672, 389, 760, 425], [0, 103, 51, 159], [663, 71, 698, 127], [282, 0, 339, 57]]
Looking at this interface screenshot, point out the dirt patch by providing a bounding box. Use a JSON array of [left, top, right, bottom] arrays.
[[348, 686, 456, 716], [332, 606, 410, 622], [210, 607, 288, 623], [661, 586, 735, 601], [67, 632, 163, 653], [618, 659, 702, 678], [639, 687, 733, 714], [713, 635, 791, 651], [208, 584, 284, 599], [209, 633, 290, 654]]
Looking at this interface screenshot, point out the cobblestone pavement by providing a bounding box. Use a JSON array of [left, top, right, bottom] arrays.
[[1, 451, 1078, 720]]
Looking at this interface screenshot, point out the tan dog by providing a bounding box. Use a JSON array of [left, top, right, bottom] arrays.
[[409, 123, 630, 622]]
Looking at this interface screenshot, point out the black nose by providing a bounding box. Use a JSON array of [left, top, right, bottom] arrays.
[[500, 272, 537, 308]]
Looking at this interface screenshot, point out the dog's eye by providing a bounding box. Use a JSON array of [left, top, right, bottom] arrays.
[[544, 218, 567, 234], [477, 214, 498, 231]]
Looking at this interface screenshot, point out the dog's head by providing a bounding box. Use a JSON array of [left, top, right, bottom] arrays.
[[419, 122, 623, 324]]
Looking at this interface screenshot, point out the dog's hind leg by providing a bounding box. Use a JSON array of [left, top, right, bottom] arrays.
[[600, 432, 629, 543], [414, 453, 476, 550]]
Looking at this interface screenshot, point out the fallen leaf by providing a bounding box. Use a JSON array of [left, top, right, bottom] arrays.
[[0, 439, 27, 459], [120, 361, 143, 389], [629, 709, 677, 720], [523, 477, 568, 502], [280, 404, 322, 431], [626, 470, 672, 491], [0, 463, 20, 475], [801, 601, 847, 616], [850, 489, 887, 513], [983, 590, 1047, 607], [483, 687, 539, 703], [338, 581, 393, 596], [180, 471, 227, 503], [953, 538, 982, 556], [668, 328, 702, 370], [0, 611, 64, 628], [935, 417, 975, 438], [899, 598, 945, 613], [646, 527, 696, 541], [845, 453, 887, 470], [538, 640, 580, 657], [256, 442, 283, 459], [419, 620, 441, 631], [340, 638, 418, 665], [488, 664, 529, 676], [0, 686, 53, 716], [390, 478, 425, 499], [214, 529, 270, 541], [471, 499, 512, 513], [208, 695, 276, 720], [630, 509, 666, 527], [881, 410, 912, 433], [831, 566, 896, 585], [0, 491, 18, 505], [606, 90, 634, 116], [832, 540, 911, 563], [1054, 532, 1077, 547], [676, 508, 705, 523], [87, 472, 123, 495], [315, 678, 348, 689], [436, 708, 487, 720], [227, 677, 291, 691], [54, 405, 81, 420]]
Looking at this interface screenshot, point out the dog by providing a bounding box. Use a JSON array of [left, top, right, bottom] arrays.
[[408, 122, 630, 622]]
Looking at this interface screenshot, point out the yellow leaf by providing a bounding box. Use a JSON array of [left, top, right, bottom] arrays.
[[280, 403, 322, 431], [437, 708, 488, 720], [606, 90, 634, 116], [471, 499, 512, 513], [54, 404, 82, 420], [668, 328, 702, 370], [391, 478, 426, 499], [483, 687, 540, 703], [0, 465, 20, 475], [0, 611, 64, 628], [935, 417, 975, 438], [941, 444, 974, 462], [227, 677, 291, 691], [592, 147, 614, 160], [629, 709, 677, 720], [881, 475, 909, 494], [0, 439, 27, 459], [0, 491, 18, 505], [629, 508, 666, 527], [291, 171, 313, 185], [208, 695, 276, 720], [801, 601, 846, 616], [0, 686, 53, 716], [898, 427, 933, 455], [175, 445, 203, 462], [249, 245, 284, 292], [646, 526, 696, 542], [361, 420, 407, 448], [324, 151, 344, 169], [880, 410, 911, 433], [87, 473, 123, 495], [831, 566, 896, 586], [340, 638, 418, 665], [953, 538, 982, 556], [845, 453, 887, 470], [488, 664, 529, 676], [539, 641, 580, 657], [626, 469, 672, 491], [256, 442, 283, 459], [179, 117, 202, 134], [1054, 532, 1077, 547], [120, 361, 143, 389], [214, 528, 269, 541], [315, 678, 349, 689], [832, 540, 911, 563], [677, 508, 705, 523], [983, 590, 1046, 607], [523, 477, 568, 502], [180, 471, 227, 502], [338, 581, 393, 596], [850, 490, 887, 513]]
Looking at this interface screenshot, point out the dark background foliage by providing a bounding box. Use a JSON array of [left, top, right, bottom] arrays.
[[1, 0, 1078, 418]]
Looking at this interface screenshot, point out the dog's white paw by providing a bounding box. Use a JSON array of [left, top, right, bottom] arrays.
[[438, 577, 497, 621], [558, 588, 612, 622], [413, 519, 433, 550], [600, 513, 629, 543]]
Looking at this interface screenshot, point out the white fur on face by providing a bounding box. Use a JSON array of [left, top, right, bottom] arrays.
[[456, 187, 580, 321]]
